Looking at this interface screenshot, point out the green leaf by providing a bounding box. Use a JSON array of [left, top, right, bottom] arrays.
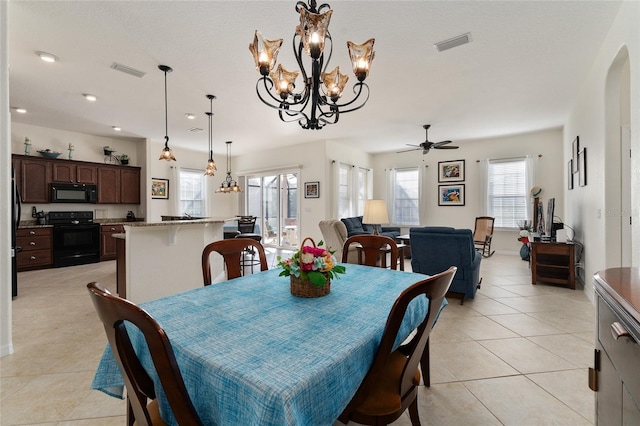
[[308, 271, 328, 286]]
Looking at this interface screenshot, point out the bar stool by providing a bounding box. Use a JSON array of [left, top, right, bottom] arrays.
[[236, 233, 262, 275]]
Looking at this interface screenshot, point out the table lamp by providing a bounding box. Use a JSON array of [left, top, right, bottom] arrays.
[[363, 199, 389, 235]]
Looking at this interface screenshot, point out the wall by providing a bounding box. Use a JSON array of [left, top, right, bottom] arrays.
[[371, 127, 564, 254], [565, 0, 639, 301], [10, 122, 145, 221]]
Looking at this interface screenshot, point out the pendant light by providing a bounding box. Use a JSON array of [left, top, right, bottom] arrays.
[[204, 94, 217, 176], [216, 141, 242, 193], [158, 65, 176, 161]]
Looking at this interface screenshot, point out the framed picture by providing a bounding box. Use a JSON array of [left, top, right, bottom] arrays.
[[304, 181, 319, 198], [438, 184, 465, 206], [578, 148, 587, 187], [567, 160, 574, 190], [438, 160, 465, 182], [151, 178, 169, 199], [571, 136, 579, 173]]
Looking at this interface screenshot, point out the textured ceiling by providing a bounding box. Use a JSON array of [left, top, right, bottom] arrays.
[[8, 1, 622, 157]]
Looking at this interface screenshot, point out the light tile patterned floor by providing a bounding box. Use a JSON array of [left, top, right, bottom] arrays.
[[0, 253, 595, 425]]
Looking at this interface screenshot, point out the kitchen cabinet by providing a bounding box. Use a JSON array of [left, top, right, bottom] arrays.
[[530, 242, 575, 289], [100, 224, 125, 260], [16, 227, 53, 270], [12, 154, 140, 205], [591, 268, 640, 425], [52, 162, 97, 184], [19, 157, 51, 203]]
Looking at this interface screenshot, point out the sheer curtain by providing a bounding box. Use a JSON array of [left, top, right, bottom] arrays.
[[385, 168, 396, 224], [170, 165, 180, 215], [525, 155, 537, 221]]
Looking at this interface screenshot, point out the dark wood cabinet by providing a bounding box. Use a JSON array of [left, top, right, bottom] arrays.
[[97, 166, 120, 203], [120, 168, 141, 204], [100, 224, 125, 260], [16, 227, 53, 270], [592, 268, 640, 425], [12, 154, 140, 205], [52, 162, 97, 184], [530, 242, 575, 289], [19, 158, 51, 203]]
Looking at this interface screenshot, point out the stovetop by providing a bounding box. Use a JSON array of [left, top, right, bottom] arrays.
[[48, 211, 95, 225]]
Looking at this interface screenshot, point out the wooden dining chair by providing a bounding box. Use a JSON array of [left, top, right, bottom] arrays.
[[338, 266, 457, 426], [87, 282, 203, 426], [342, 234, 399, 269], [202, 238, 268, 285]]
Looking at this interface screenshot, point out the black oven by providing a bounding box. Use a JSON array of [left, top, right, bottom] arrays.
[[50, 211, 100, 267]]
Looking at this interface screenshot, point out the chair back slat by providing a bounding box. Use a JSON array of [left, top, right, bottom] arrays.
[[237, 216, 257, 234], [87, 283, 203, 426], [202, 238, 268, 284]]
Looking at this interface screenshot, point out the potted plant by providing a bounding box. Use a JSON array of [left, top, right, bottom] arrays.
[[119, 154, 129, 165], [103, 145, 115, 156]]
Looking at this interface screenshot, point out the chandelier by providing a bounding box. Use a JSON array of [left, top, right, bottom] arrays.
[[249, 0, 375, 130], [216, 141, 242, 193], [158, 65, 176, 161], [204, 94, 217, 176]]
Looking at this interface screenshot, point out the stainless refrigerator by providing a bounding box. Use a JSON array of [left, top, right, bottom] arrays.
[[11, 166, 21, 298]]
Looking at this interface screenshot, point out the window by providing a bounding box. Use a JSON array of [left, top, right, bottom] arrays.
[[179, 169, 206, 216], [390, 168, 419, 226], [334, 162, 369, 218], [487, 158, 528, 227]]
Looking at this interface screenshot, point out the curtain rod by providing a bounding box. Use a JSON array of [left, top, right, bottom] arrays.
[[331, 160, 371, 171], [237, 164, 302, 175]]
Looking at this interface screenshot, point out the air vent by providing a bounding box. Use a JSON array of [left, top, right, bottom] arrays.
[[111, 63, 147, 78], [434, 32, 472, 53], [188, 127, 204, 133]]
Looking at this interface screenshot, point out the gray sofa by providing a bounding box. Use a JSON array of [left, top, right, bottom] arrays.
[[340, 216, 401, 240]]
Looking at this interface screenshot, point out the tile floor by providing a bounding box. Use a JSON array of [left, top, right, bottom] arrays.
[[1, 253, 596, 425]]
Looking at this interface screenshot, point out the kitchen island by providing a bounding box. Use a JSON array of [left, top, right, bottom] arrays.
[[118, 218, 230, 303]]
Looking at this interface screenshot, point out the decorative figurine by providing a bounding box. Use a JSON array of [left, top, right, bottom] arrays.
[[24, 137, 31, 155]]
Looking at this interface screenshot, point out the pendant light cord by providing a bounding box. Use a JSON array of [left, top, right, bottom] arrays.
[[164, 70, 169, 147]]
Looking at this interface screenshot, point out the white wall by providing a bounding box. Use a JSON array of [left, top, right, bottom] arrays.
[[371, 127, 564, 254], [565, 0, 639, 301]]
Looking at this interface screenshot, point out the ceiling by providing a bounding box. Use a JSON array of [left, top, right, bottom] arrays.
[[8, 1, 622, 157]]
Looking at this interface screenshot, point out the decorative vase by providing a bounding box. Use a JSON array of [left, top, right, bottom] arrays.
[[290, 275, 331, 298], [520, 244, 530, 261]]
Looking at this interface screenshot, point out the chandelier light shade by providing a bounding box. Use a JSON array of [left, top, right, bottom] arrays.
[[249, 0, 375, 130], [158, 65, 176, 161], [216, 141, 242, 193], [204, 94, 217, 176]]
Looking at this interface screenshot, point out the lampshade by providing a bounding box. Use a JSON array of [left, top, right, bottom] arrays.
[[363, 200, 389, 225]]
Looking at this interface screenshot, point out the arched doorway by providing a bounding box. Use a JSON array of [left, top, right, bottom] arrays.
[[604, 47, 631, 267]]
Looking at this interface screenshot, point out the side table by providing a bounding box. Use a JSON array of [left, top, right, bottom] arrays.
[[530, 241, 575, 289], [396, 234, 411, 259]]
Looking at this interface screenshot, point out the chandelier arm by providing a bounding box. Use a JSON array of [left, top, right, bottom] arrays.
[[257, 76, 310, 109], [327, 82, 370, 113], [256, 78, 313, 122], [293, 33, 309, 86]]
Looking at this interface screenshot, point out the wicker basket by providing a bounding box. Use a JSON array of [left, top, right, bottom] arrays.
[[289, 237, 331, 298]]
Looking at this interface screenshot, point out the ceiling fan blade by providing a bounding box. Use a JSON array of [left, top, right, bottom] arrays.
[[405, 143, 421, 147], [434, 145, 459, 149], [432, 140, 453, 147], [397, 147, 422, 153]]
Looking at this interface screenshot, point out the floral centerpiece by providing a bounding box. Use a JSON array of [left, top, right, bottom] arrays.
[[277, 238, 346, 297]]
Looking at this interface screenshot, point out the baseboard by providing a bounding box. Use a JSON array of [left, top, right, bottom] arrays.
[[0, 343, 14, 357]]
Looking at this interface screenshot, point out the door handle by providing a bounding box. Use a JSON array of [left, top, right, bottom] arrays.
[[611, 322, 631, 340]]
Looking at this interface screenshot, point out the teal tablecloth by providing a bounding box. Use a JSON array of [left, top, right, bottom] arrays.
[[92, 264, 442, 425]]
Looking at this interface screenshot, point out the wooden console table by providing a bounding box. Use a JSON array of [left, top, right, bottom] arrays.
[[530, 242, 575, 289]]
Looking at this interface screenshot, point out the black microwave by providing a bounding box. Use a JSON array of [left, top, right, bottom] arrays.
[[50, 183, 97, 203]]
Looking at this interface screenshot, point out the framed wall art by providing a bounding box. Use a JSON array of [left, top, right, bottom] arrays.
[[578, 148, 587, 187], [304, 181, 320, 198], [571, 136, 579, 174], [438, 184, 465, 206], [567, 160, 574, 190], [151, 178, 169, 199], [438, 160, 465, 182]]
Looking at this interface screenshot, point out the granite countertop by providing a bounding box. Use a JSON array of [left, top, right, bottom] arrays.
[[18, 222, 53, 229], [126, 217, 229, 227]]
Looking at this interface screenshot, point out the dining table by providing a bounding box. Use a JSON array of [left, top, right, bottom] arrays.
[[92, 264, 445, 426]]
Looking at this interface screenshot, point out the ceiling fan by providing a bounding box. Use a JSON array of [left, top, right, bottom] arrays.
[[398, 124, 459, 154]]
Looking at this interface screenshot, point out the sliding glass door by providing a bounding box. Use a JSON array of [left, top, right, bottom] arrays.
[[246, 172, 298, 248]]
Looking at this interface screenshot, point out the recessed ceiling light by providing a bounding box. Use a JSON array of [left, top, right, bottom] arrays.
[[15, 108, 27, 114], [35, 51, 59, 63], [185, 113, 196, 120], [83, 93, 97, 102], [112, 126, 122, 131]]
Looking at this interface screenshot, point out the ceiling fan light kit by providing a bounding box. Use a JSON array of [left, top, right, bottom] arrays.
[[249, 0, 375, 130]]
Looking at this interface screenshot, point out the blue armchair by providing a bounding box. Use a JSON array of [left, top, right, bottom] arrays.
[[341, 216, 401, 240], [409, 226, 482, 303]]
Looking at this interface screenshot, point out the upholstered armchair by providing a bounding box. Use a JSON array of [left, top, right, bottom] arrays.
[[340, 216, 401, 240], [409, 226, 482, 303], [319, 220, 358, 263]]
